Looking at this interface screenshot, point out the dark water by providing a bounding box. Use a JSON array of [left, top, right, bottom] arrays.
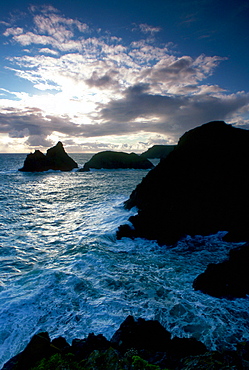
[[0, 154, 248, 367]]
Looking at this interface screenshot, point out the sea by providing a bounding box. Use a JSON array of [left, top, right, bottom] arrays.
[[0, 153, 249, 367]]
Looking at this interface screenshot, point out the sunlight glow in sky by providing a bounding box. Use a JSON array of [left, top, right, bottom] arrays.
[[0, 0, 249, 152]]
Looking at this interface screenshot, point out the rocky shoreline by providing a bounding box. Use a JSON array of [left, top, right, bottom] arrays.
[[8, 121, 249, 368], [3, 315, 249, 369], [117, 121, 249, 299], [117, 121, 249, 246]]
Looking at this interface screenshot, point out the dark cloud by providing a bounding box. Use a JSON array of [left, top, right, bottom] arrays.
[[0, 111, 50, 136], [127, 83, 150, 95], [9, 128, 29, 138], [154, 57, 195, 78], [100, 83, 182, 123], [25, 135, 53, 147], [1, 88, 249, 149], [85, 71, 119, 89], [99, 85, 249, 139], [0, 110, 82, 147]]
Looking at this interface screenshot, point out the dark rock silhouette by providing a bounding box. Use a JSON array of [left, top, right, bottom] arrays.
[[140, 144, 176, 159], [72, 333, 110, 361], [193, 243, 249, 298], [110, 315, 171, 353], [117, 121, 249, 246], [4, 315, 249, 369], [79, 150, 154, 171], [1, 332, 54, 370], [2, 315, 208, 370], [19, 150, 51, 172], [19, 142, 78, 172]]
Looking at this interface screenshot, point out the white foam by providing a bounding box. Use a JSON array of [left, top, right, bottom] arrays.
[[1, 160, 249, 367]]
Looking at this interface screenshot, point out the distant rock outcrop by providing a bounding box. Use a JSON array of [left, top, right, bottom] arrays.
[[117, 121, 249, 246], [140, 144, 176, 159], [19, 142, 78, 172], [79, 151, 154, 172], [193, 243, 249, 298]]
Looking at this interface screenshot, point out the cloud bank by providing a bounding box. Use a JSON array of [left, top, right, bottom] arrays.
[[0, 5, 249, 152]]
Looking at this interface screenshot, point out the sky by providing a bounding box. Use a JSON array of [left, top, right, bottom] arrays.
[[0, 0, 249, 153]]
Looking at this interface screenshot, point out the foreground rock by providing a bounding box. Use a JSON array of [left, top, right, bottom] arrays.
[[3, 315, 249, 369], [79, 151, 154, 171], [117, 121, 249, 246], [193, 243, 249, 298], [19, 142, 78, 172], [7, 316, 249, 370], [140, 144, 176, 159]]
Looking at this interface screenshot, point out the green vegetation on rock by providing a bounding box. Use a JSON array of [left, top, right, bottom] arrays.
[[131, 356, 168, 370], [31, 353, 85, 370]]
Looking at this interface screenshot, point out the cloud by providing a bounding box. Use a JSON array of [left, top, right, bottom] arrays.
[[4, 7, 89, 52], [9, 127, 29, 138], [100, 83, 181, 123], [32, 13, 89, 42], [85, 70, 119, 89], [33, 15, 74, 42], [3, 27, 23, 36], [0, 108, 82, 139], [1, 88, 249, 151], [25, 134, 53, 147], [1, 4, 249, 152], [12, 32, 57, 47], [38, 48, 59, 56], [29, 5, 60, 14], [138, 23, 162, 35], [139, 54, 227, 93], [31, 5, 89, 33], [99, 85, 249, 139]]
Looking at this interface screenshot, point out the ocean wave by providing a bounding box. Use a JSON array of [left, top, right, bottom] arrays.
[[1, 154, 249, 367]]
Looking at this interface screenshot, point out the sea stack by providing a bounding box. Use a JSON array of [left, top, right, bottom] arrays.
[[19, 142, 78, 172], [79, 151, 154, 171]]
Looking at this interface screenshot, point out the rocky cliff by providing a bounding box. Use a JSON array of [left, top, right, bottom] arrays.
[[117, 121, 249, 245], [140, 144, 176, 159]]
